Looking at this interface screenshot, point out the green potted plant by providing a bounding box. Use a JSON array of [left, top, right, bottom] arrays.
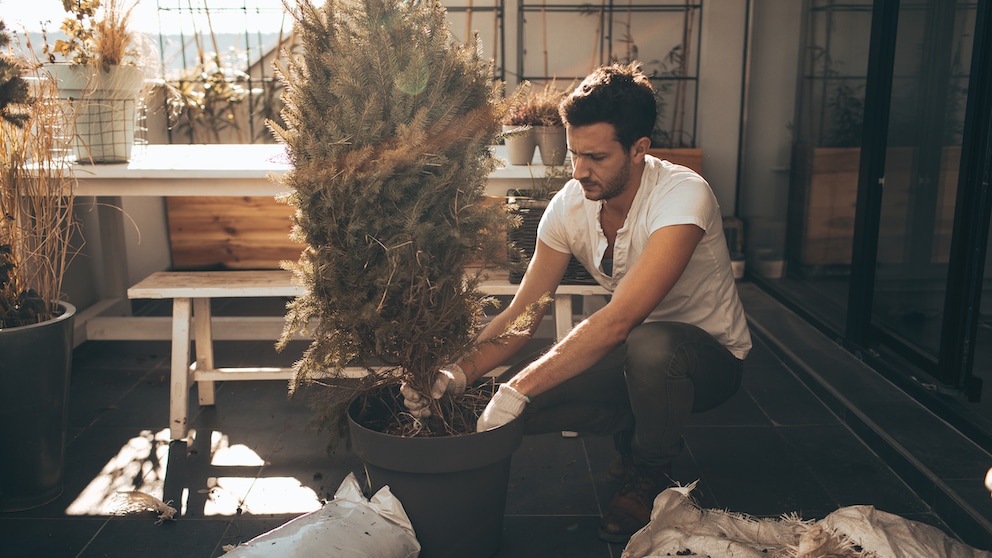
[[0, 19, 79, 511], [270, 1, 543, 556], [43, 0, 150, 163]]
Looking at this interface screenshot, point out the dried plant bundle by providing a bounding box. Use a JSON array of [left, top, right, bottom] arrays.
[[529, 79, 571, 126], [90, 0, 137, 66], [271, 0, 539, 440], [52, 0, 140, 70], [0, 70, 78, 328]]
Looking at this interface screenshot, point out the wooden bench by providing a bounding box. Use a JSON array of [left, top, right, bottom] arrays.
[[127, 270, 609, 441]]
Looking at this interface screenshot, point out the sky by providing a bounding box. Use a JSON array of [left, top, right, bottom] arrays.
[[0, 0, 289, 34]]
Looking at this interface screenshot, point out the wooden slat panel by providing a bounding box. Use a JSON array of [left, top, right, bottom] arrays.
[[166, 196, 303, 269]]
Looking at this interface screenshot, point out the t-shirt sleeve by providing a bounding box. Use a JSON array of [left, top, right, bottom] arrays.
[[536, 191, 572, 254], [646, 177, 717, 235]]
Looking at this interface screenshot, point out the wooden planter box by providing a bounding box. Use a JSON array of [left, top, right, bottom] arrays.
[[647, 147, 703, 174], [801, 146, 959, 266]]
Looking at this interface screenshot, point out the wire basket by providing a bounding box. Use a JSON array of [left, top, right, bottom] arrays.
[[507, 198, 598, 285], [46, 64, 145, 164]]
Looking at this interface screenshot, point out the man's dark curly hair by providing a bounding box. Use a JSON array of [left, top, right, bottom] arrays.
[[559, 62, 656, 151]]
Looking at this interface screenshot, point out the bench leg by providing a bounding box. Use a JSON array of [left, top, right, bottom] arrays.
[[192, 298, 216, 406], [554, 294, 574, 341], [170, 297, 193, 441]]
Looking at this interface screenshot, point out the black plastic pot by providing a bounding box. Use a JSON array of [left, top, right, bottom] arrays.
[[0, 303, 75, 512], [348, 388, 523, 558]]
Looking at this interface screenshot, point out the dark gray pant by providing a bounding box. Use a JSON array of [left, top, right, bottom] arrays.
[[520, 321, 744, 469]]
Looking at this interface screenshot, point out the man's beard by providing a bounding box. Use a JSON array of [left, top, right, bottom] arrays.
[[581, 158, 631, 201]]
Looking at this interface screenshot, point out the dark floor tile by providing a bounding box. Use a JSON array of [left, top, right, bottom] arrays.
[[777, 424, 932, 515], [938, 479, 992, 551], [739, 335, 784, 369], [72, 341, 170, 371], [189, 380, 315, 459], [81, 369, 171, 429], [685, 386, 770, 427], [685, 425, 837, 518], [78, 516, 230, 558], [869, 401, 992, 480], [67, 368, 155, 429], [580, 432, 618, 469], [745, 379, 838, 427], [207, 340, 307, 369], [506, 433, 600, 515], [943, 478, 992, 524], [497, 516, 621, 558], [171, 469, 264, 520], [577, 422, 716, 511], [0, 517, 106, 558], [213, 297, 292, 317], [217, 516, 309, 555], [256, 464, 361, 505], [238, 425, 363, 507], [740, 358, 797, 386], [12, 426, 167, 521], [742, 362, 838, 426], [798, 356, 907, 409], [684, 425, 795, 478]]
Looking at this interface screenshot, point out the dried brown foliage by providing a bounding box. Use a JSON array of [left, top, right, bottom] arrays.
[[0, 66, 78, 328]]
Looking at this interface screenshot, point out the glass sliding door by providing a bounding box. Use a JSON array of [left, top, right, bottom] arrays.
[[737, 0, 803, 301], [741, 0, 992, 432], [739, 0, 873, 335], [970, 219, 992, 413], [869, 0, 975, 374]]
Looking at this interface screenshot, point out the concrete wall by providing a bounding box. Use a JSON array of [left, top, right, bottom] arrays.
[[737, 0, 803, 257], [698, 1, 747, 215]]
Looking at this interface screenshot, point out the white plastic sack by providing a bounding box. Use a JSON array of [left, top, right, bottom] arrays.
[[623, 481, 992, 558], [222, 472, 420, 558]]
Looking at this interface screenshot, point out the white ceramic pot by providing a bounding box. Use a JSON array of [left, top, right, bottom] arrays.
[[502, 125, 536, 165], [534, 125, 567, 166], [45, 64, 145, 163]]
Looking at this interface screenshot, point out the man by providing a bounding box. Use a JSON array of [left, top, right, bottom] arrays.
[[404, 62, 751, 542]]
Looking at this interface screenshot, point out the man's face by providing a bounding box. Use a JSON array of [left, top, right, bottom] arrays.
[[566, 123, 633, 202]]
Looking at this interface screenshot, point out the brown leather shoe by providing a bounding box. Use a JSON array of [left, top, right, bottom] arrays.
[[598, 465, 671, 543]]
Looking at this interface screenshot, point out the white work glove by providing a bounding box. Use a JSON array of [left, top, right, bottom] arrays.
[[400, 364, 468, 418], [476, 384, 529, 432]]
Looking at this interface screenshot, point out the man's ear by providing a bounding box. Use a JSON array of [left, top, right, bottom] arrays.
[[631, 137, 651, 161]]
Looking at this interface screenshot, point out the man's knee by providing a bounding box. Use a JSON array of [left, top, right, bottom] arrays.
[[624, 322, 695, 384]]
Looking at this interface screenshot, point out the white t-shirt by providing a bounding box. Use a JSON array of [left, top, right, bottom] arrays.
[[537, 155, 752, 359]]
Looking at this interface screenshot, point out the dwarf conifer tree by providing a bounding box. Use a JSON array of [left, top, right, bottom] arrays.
[[272, 0, 522, 437]]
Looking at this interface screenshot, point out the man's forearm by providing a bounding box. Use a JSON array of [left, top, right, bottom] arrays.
[[455, 311, 538, 383], [505, 308, 628, 398]]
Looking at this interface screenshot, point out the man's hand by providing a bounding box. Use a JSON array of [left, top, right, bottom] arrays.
[[400, 364, 468, 418], [476, 384, 529, 431]]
